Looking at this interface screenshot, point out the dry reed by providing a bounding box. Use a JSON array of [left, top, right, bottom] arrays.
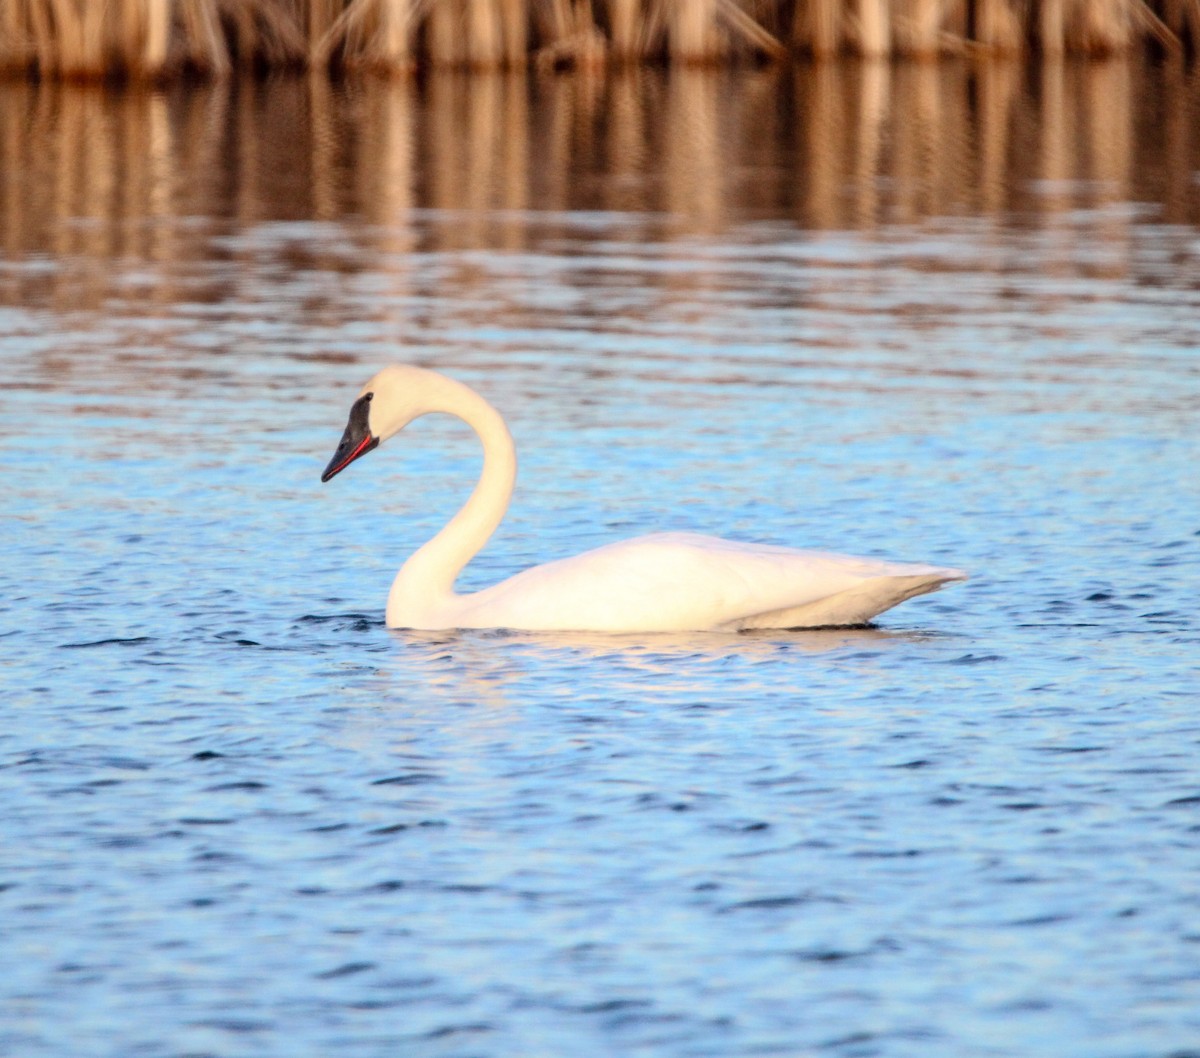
[[0, 0, 1196, 79]]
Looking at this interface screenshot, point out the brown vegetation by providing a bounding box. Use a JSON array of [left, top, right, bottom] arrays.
[[0, 1, 1196, 80]]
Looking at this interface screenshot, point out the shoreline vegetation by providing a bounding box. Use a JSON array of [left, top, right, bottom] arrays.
[[0, 2, 1196, 81]]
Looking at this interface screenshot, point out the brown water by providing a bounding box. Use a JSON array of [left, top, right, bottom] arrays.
[[2, 60, 1199, 1058]]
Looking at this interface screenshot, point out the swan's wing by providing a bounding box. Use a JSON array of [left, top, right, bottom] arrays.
[[457, 532, 965, 632]]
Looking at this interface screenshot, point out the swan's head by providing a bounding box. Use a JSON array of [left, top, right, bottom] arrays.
[[320, 364, 444, 483]]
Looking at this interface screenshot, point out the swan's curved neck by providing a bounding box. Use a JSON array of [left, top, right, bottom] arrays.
[[388, 378, 516, 618]]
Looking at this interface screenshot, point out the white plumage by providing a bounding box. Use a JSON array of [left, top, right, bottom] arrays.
[[321, 365, 966, 632]]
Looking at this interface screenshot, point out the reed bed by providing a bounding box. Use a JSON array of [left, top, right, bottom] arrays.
[[0, 1, 1196, 79]]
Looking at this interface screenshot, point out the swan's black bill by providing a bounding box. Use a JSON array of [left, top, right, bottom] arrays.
[[321, 393, 379, 482]]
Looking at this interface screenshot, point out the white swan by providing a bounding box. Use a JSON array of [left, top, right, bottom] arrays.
[[321, 365, 966, 632]]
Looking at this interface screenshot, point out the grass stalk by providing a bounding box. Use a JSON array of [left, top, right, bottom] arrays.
[[143, 0, 173, 76], [898, 0, 943, 57], [972, 0, 1021, 53], [427, 0, 464, 66], [179, 0, 232, 75], [794, 0, 843, 57], [498, 0, 527, 65], [466, 0, 504, 68], [666, 0, 718, 63], [1040, 0, 1066, 55], [717, 0, 786, 59], [855, 0, 891, 56], [306, 0, 341, 46], [1071, 0, 1131, 53], [0, 1, 17, 71], [607, 0, 640, 60], [374, 0, 415, 68]]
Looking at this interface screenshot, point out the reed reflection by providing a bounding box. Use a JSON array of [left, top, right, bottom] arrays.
[[0, 59, 1197, 305]]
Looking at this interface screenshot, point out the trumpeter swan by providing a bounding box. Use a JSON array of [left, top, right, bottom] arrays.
[[321, 365, 966, 632]]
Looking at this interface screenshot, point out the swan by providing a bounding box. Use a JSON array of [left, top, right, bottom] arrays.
[[320, 365, 966, 632]]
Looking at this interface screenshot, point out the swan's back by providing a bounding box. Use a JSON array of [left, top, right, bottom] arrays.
[[442, 532, 965, 633]]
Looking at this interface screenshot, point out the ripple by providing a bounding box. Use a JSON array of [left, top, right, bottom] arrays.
[[314, 961, 376, 980], [3, 70, 1198, 1058], [60, 637, 154, 649]]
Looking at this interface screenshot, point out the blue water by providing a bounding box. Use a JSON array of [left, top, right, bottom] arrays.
[[3, 70, 1200, 1057]]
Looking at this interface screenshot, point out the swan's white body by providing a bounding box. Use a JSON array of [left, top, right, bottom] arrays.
[[322, 365, 966, 632]]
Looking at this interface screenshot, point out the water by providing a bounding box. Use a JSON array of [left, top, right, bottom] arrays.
[[2, 63, 1199, 1057]]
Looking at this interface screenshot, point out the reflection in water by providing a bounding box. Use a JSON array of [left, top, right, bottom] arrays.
[[1, 60, 1198, 290], [395, 623, 938, 684], [333, 624, 951, 768]]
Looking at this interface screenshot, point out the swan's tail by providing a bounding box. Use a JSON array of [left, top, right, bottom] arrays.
[[732, 567, 967, 630]]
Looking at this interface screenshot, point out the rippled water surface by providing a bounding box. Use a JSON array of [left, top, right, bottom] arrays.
[[2, 64, 1200, 1057]]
